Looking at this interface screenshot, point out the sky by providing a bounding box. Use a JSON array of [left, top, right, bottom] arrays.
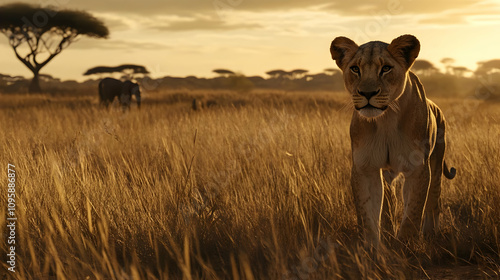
[[1, 0, 500, 81]]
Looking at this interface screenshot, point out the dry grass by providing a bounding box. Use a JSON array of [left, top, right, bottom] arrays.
[[0, 90, 499, 279]]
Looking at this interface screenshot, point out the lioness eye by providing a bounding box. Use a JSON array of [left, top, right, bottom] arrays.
[[350, 66, 360, 74], [381, 65, 392, 73]]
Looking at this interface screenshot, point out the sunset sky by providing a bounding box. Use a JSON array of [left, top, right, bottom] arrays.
[[1, 0, 500, 81]]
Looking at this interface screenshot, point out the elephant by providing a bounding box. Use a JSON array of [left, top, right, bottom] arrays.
[[98, 78, 141, 109]]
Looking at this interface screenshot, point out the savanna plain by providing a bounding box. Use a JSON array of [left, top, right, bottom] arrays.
[[0, 88, 499, 279]]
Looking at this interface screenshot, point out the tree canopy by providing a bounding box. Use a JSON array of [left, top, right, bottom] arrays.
[[440, 57, 455, 74], [440, 57, 455, 65], [0, 3, 109, 37], [213, 69, 235, 76], [324, 68, 340, 75], [476, 59, 500, 75], [0, 3, 109, 92], [266, 70, 287, 79], [451, 66, 471, 77], [411, 60, 438, 75], [84, 64, 150, 76], [412, 60, 436, 70], [290, 69, 309, 79]]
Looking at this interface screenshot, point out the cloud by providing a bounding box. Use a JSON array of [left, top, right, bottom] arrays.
[[418, 16, 468, 25], [323, 0, 481, 15], [70, 38, 169, 50], [94, 12, 262, 32], [92, 12, 142, 31], [51, 0, 331, 15], [0, 36, 167, 51], [153, 17, 261, 32], [3, 0, 498, 17], [3, 0, 499, 31], [415, 0, 500, 25]]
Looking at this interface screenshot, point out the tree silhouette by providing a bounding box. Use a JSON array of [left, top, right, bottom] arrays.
[[476, 59, 500, 76], [324, 68, 340, 76], [84, 64, 149, 79], [84, 66, 118, 76], [440, 57, 455, 74], [266, 69, 287, 79], [213, 69, 235, 77], [451, 66, 471, 77], [411, 60, 438, 76], [290, 69, 309, 79], [0, 3, 109, 92]]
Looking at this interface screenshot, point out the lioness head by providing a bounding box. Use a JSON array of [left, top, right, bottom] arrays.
[[330, 35, 420, 119]]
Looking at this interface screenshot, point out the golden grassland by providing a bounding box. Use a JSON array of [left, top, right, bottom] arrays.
[[0, 89, 499, 279]]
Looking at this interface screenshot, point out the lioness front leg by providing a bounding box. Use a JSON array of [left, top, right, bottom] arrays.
[[381, 170, 398, 238], [398, 163, 432, 240], [351, 167, 384, 248]]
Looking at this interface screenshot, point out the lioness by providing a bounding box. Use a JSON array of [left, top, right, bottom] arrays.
[[330, 34, 456, 247]]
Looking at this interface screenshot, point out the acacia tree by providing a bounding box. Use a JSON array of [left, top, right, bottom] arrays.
[[451, 66, 471, 77], [84, 64, 150, 79], [411, 60, 438, 76], [213, 69, 235, 77], [266, 69, 287, 79], [476, 59, 500, 76], [440, 57, 455, 74], [0, 3, 109, 93], [290, 69, 309, 79], [324, 68, 340, 76]]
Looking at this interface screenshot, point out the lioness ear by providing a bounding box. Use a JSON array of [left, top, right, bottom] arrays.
[[387, 34, 420, 69], [330, 37, 359, 70]]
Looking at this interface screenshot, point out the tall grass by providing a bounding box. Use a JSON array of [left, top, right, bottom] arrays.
[[0, 91, 499, 279]]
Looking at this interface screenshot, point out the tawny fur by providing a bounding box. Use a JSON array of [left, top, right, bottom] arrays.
[[330, 34, 456, 248]]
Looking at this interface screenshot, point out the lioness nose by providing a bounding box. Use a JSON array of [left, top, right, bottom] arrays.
[[358, 89, 380, 100]]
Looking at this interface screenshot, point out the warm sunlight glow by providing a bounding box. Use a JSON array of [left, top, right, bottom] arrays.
[[1, 0, 499, 80]]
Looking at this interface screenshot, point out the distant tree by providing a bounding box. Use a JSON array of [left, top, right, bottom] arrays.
[[213, 69, 235, 77], [83, 66, 116, 75], [476, 59, 500, 76], [306, 73, 329, 82], [290, 69, 309, 79], [266, 69, 287, 79], [451, 66, 471, 77], [84, 64, 149, 79], [247, 76, 264, 82], [284, 71, 295, 79], [440, 57, 455, 74], [0, 3, 109, 93], [39, 73, 60, 83], [118, 64, 149, 79], [230, 74, 254, 93], [324, 68, 340, 76], [411, 60, 438, 76], [475, 60, 500, 99]]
